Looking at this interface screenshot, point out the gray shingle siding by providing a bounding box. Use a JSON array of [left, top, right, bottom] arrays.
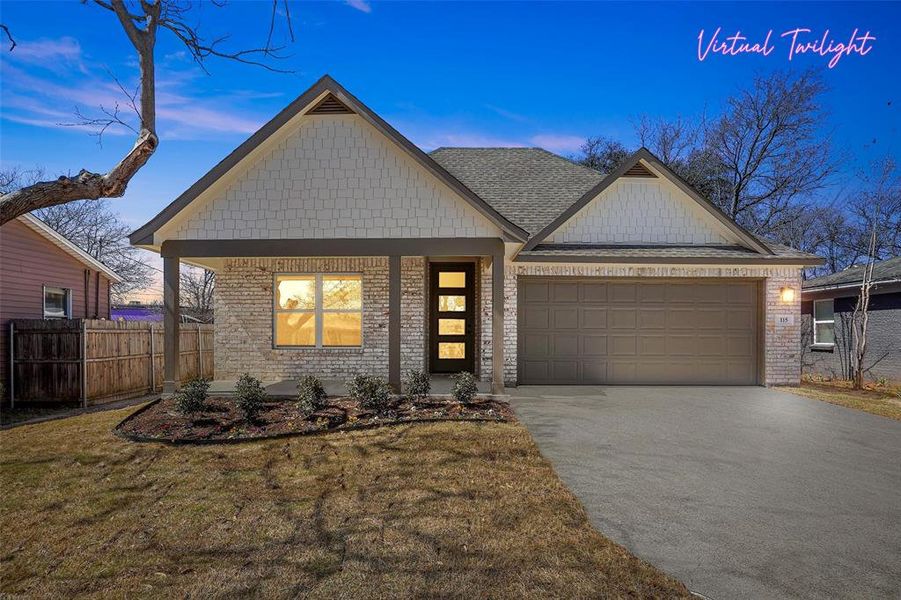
[[801, 291, 901, 381]]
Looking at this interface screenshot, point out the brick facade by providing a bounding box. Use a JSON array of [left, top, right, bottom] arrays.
[[481, 262, 803, 387], [214, 257, 426, 381]]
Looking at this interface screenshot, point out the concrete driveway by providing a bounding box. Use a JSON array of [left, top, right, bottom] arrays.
[[511, 386, 901, 600]]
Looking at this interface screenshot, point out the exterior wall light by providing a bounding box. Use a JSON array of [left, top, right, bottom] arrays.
[[780, 287, 795, 303]]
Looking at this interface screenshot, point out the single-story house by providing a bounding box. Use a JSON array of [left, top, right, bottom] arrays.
[[1, 213, 123, 399], [801, 256, 901, 381], [130, 75, 822, 394]]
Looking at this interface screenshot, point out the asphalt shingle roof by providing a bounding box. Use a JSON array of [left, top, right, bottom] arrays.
[[429, 147, 604, 235], [803, 256, 901, 289], [521, 243, 818, 262]]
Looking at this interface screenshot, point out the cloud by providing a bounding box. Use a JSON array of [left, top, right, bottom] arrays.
[[345, 0, 372, 13], [484, 104, 529, 123], [529, 134, 585, 153], [1, 44, 270, 141]]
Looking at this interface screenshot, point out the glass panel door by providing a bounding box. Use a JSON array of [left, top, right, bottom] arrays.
[[430, 262, 475, 373]]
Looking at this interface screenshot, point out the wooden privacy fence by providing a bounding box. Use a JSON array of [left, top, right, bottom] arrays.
[[9, 319, 214, 406]]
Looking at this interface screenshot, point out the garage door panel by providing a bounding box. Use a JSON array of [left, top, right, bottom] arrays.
[[553, 334, 579, 356], [611, 284, 637, 302], [639, 334, 666, 356], [552, 282, 579, 302], [551, 361, 579, 381], [522, 281, 549, 302], [610, 335, 637, 356], [638, 283, 666, 303], [582, 308, 607, 329], [697, 335, 725, 356], [518, 278, 758, 385], [523, 307, 549, 329], [552, 308, 579, 329], [581, 283, 607, 302], [581, 335, 608, 356], [610, 309, 637, 329]]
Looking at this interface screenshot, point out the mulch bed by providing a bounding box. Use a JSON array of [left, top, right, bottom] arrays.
[[116, 395, 514, 444]]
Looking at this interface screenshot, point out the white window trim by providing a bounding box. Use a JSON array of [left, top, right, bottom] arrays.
[[273, 273, 363, 348], [813, 299, 835, 346], [42, 285, 72, 319]]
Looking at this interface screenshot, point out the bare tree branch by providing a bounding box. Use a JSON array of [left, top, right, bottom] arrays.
[[0, 0, 295, 225], [0, 24, 15, 51]]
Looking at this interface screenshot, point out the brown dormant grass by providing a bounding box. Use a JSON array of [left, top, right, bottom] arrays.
[[0, 407, 689, 598], [779, 380, 901, 421]]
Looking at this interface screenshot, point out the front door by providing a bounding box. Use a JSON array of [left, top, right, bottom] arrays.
[[429, 262, 475, 373]]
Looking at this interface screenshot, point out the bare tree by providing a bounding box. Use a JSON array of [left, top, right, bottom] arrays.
[[850, 229, 877, 389], [574, 137, 630, 174], [181, 268, 215, 323], [0, 0, 294, 225], [575, 70, 838, 244], [848, 157, 901, 262], [706, 70, 837, 234]]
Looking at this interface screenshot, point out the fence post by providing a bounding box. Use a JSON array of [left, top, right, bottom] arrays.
[[8, 321, 14, 409], [149, 324, 155, 393], [197, 324, 203, 379], [81, 320, 87, 408]]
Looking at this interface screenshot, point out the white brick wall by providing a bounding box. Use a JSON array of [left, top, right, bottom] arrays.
[[164, 115, 500, 241], [493, 263, 803, 386], [214, 257, 425, 381], [216, 257, 802, 387], [548, 179, 737, 245]]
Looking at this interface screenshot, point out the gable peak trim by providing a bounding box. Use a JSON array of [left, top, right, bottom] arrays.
[[307, 93, 355, 115]]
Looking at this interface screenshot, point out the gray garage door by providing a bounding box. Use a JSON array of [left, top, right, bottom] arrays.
[[517, 278, 759, 385]]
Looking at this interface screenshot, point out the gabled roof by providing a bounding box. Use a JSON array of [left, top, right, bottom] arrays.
[[803, 256, 901, 290], [130, 75, 529, 246], [18, 214, 123, 282], [519, 147, 774, 255], [429, 147, 604, 235]]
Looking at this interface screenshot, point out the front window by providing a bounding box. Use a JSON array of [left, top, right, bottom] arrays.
[[813, 299, 835, 345], [274, 274, 362, 347], [43, 286, 71, 319]]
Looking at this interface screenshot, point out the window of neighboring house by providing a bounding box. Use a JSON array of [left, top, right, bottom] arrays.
[[43, 286, 71, 319], [813, 299, 835, 345], [274, 274, 362, 347]]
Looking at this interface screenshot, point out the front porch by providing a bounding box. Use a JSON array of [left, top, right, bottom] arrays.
[[161, 238, 507, 395]]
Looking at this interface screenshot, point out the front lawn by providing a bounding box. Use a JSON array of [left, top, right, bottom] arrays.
[[780, 380, 901, 421], [0, 407, 689, 598]]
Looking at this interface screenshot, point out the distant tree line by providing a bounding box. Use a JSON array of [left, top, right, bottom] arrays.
[[572, 70, 900, 277]]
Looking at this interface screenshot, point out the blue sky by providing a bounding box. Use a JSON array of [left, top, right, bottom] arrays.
[[1, 0, 899, 235]]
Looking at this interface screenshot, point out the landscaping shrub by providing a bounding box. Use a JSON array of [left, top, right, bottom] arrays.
[[234, 373, 265, 422], [451, 371, 479, 404], [297, 375, 327, 415], [175, 378, 210, 415], [346, 374, 392, 412], [403, 369, 431, 401]]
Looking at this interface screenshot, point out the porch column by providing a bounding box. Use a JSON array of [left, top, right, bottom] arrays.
[[388, 255, 401, 392], [491, 251, 505, 394], [163, 256, 181, 393]]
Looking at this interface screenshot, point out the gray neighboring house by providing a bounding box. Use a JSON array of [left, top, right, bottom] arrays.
[[802, 256, 901, 381], [130, 75, 822, 394]]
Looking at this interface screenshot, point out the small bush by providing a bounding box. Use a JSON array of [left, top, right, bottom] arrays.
[[403, 369, 431, 401], [451, 371, 479, 404], [346, 374, 392, 412], [175, 378, 209, 415], [235, 373, 265, 422], [297, 375, 327, 415]]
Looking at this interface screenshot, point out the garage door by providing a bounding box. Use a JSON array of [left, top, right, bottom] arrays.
[[517, 278, 759, 385]]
